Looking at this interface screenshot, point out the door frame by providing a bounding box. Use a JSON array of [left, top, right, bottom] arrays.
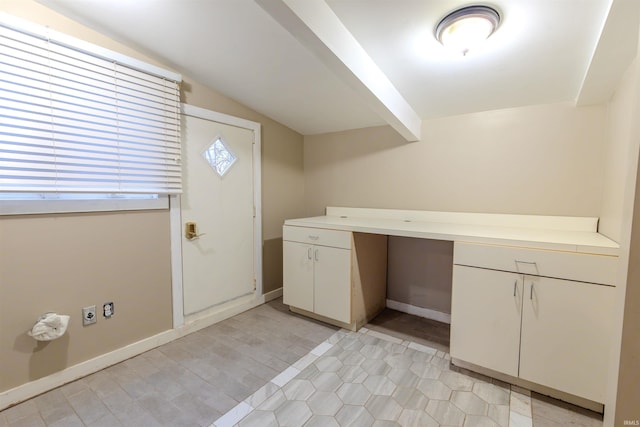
[[170, 103, 262, 328]]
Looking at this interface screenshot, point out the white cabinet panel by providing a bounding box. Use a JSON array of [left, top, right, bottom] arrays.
[[519, 277, 615, 403], [283, 241, 314, 313], [451, 265, 522, 377], [451, 242, 617, 404], [314, 245, 351, 323]]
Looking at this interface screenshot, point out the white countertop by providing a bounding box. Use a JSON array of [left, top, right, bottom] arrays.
[[284, 214, 620, 256]]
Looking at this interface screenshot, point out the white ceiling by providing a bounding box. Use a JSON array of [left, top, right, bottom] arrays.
[[36, 0, 637, 139]]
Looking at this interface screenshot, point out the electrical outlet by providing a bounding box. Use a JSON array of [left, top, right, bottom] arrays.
[[82, 305, 97, 326], [103, 302, 114, 318]]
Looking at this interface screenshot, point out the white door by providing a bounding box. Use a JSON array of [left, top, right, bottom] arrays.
[[181, 111, 256, 315]]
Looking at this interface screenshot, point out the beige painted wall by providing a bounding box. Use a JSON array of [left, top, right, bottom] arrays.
[[600, 59, 640, 243], [0, 211, 172, 392], [613, 50, 640, 425], [615, 154, 640, 424], [598, 36, 640, 425], [387, 237, 453, 314], [304, 102, 606, 218], [0, 0, 304, 395]]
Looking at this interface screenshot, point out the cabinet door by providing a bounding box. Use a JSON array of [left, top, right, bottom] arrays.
[[314, 245, 351, 323], [283, 241, 314, 312], [519, 277, 615, 403], [451, 265, 523, 377]]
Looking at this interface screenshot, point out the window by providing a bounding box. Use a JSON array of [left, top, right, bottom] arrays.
[[203, 137, 237, 177], [0, 13, 182, 214]]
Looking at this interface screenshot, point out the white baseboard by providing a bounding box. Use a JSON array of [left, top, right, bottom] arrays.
[[0, 293, 270, 411], [386, 299, 451, 324], [0, 329, 180, 411], [183, 293, 260, 329], [264, 287, 283, 302]]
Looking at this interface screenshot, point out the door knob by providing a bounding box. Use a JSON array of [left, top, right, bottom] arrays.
[[185, 222, 206, 240]]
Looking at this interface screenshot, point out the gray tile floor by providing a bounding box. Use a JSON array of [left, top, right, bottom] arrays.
[[223, 327, 513, 427], [1, 299, 604, 426], [530, 393, 604, 427]]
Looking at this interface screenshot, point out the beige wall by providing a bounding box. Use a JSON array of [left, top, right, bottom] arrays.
[[0, 0, 304, 396], [387, 237, 453, 314], [0, 211, 172, 392], [598, 58, 640, 426], [599, 36, 640, 426], [595, 16, 640, 422], [600, 59, 640, 242], [615, 154, 640, 424], [304, 102, 606, 218]]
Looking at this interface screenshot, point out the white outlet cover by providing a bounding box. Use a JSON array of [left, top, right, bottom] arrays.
[[82, 306, 96, 326], [103, 302, 114, 318]]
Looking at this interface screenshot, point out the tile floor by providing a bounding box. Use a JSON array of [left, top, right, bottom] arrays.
[[0, 299, 604, 426], [530, 393, 604, 427], [218, 327, 516, 427]]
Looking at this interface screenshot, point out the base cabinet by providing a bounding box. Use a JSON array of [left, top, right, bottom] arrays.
[[451, 242, 617, 404], [283, 240, 351, 323], [283, 226, 387, 329]]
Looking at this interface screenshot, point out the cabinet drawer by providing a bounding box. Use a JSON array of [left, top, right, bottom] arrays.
[[283, 225, 351, 249], [454, 242, 617, 285]]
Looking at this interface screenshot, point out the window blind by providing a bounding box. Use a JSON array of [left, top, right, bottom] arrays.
[[0, 17, 182, 194]]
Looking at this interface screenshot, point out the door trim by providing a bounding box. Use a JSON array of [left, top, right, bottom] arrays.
[[170, 103, 262, 328]]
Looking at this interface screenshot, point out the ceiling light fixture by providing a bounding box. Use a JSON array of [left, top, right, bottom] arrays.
[[435, 5, 500, 56]]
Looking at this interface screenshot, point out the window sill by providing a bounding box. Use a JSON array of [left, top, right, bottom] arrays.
[[0, 196, 169, 216]]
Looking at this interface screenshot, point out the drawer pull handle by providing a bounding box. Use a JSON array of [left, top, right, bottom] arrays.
[[314, 249, 319, 262], [309, 235, 319, 240], [307, 248, 312, 260], [530, 282, 534, 300], [515, 260, 537, 265], [513, 280, 517, 297]]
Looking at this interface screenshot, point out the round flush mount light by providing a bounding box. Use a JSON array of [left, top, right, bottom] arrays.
[[435, 5, 500, 56]]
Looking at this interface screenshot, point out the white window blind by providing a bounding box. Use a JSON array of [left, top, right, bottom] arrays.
[[0, 16, 182, 194]]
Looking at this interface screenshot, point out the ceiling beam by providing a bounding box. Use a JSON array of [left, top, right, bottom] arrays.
[[577, 0, 640, 105], [255, 0, 422, 141]]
